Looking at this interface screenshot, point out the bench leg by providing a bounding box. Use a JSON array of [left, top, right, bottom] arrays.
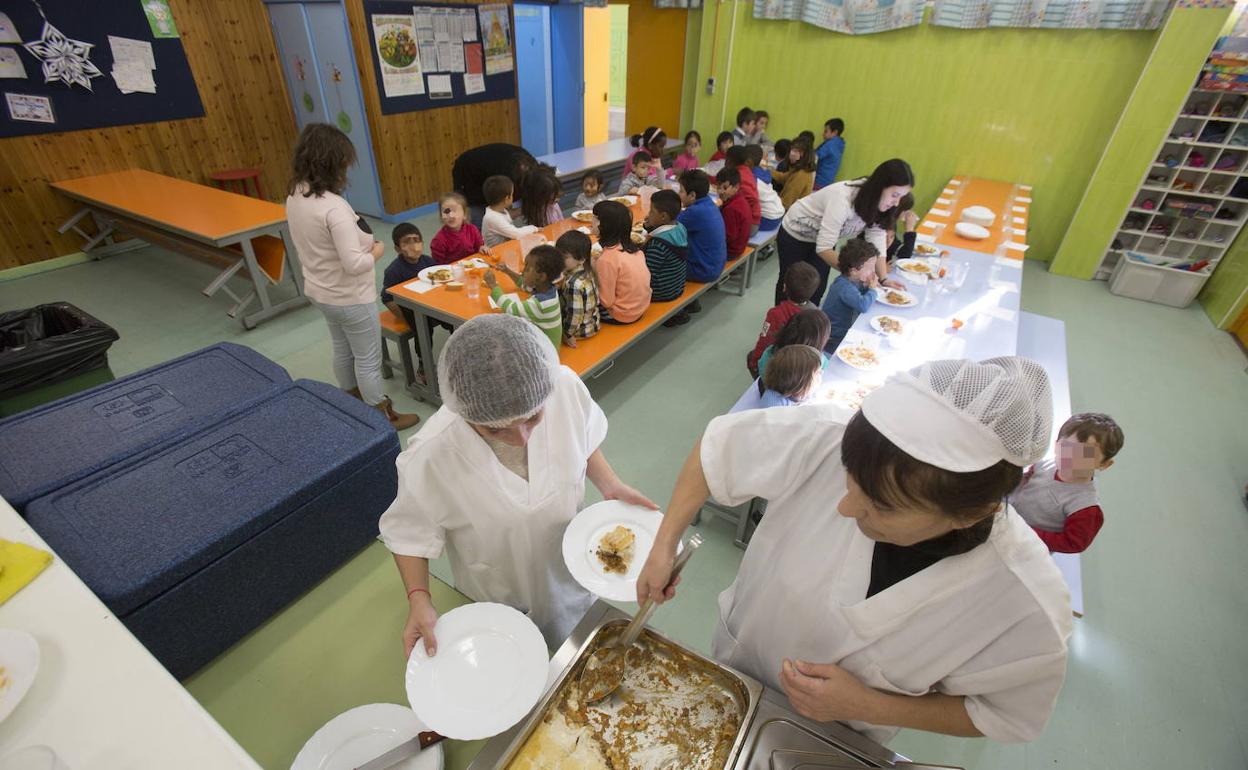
[[380, 338, 394, 380], [397, 334, 417, 386], [404, 305, 442, 405]]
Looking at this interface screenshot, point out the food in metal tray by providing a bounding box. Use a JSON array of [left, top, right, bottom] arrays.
[[508, 632, 742, 770]]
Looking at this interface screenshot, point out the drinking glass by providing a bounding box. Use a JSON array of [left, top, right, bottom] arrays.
[[464, 269, 481, 300]]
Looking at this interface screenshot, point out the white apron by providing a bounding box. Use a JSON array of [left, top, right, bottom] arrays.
[[700, 403, 1072, 744], [380, 367, 605, 647]]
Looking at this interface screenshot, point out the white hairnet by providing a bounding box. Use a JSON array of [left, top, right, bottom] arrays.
[[860, 357, 1052, 472], [438, 314, 560, 428]]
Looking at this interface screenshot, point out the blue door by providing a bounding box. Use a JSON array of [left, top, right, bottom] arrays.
[[549, 4, 584, 153], [514, 4, 553, 157]]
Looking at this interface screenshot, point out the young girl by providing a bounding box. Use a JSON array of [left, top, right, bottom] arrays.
[[709, 131, 734, 162], [519, 166, 563, 228], [576, 170, 607, 210], [430, 192, 486, 265], [592, 200, 651, 324], [759, 344, 823, 408], [627, 126, 668, 178], [756, 308, 830, 386], [555, 230, 600, 347], [771, 137, 816, 209], [672, 131, 702, 176]]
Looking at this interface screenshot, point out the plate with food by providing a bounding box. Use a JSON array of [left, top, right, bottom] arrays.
[[610, 195, 638, 206], [406, 603, 547, 741], [291, 703, 444, 770], [877, 288, 918, 308], [896, 258, 934, 275], [822, 381, 880, 411], [0, 629, 39, 725], [571, 210, 595, 223], [562, 500, 680, 602], [869, 315, 905, 335], [418, 266, 455, 284], [836, 345, 881, 371], [913, 242, 940, 258]]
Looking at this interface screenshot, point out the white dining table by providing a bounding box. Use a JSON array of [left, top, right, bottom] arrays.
[[0, 496, 261, 770]]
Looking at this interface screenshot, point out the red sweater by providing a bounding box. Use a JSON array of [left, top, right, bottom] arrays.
[[1033, 505, 1104, 553], [721, 193, 751, 258], [430, 223, 485, 265], [709, 150, 726, 162], [737, 165, 761, 225], [747, 299, 803, 377]]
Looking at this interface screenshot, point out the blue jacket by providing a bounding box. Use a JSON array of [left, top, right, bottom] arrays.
[[814, 136, 845, 188], [821, 274, 876, 350], [677, 196, 727, 283]]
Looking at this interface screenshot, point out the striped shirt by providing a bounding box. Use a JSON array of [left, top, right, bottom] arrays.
[[492, 285, 562, 349], [644, 223, 688, 302], [560, 268, 600, 339]]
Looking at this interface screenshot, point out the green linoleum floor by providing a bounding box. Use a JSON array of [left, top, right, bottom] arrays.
[[3, 235, 1246, 770]]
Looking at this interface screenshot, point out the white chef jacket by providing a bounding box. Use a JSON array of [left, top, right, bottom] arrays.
[[702, 403, 1072, 745], [379, 366, 605, 648]]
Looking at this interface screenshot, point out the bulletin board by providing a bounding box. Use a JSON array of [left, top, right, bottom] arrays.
[[0, 0, 204, 139], [364, 0, 516, 115]]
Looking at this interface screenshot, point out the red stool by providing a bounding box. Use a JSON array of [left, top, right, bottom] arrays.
[[210, 168, 265, 199]]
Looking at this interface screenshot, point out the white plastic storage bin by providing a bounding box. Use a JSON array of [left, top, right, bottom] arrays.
[[1108, 256, 1211, 308]]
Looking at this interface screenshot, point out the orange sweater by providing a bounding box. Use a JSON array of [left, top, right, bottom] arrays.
[[773, 167, 815, 210], [596, 245, 652, 323]]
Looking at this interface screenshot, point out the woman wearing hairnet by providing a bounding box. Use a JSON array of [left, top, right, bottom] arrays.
[[637, 357, 1073, 745], [381, 314, 656, 654]]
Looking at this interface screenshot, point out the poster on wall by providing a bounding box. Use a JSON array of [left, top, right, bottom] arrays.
[[372, 13, 424, 97], [477, 3, 513, 76], [141, 0, 180, 38], [463, 41, 484, 94], [6, 93, 55, 123], [0, 48, 26, 79]]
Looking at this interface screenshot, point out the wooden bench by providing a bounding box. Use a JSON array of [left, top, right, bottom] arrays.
[[378, 309, 417, 386]]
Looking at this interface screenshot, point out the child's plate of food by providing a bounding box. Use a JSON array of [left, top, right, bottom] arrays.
[[896, 258, 935, 276], [418, 265, 455, 284], [870, 315, 905, 335], [609, 195, 638, 206], [836, 344, 882, 372], [876, 288, 918, 308], [821, 381, 880, 411], [458, 257, 490, 270], [561, 500, 682, 602], [913, 242, 940, 258], [0, 629, 39, 725], [572, 210, 595, 223]]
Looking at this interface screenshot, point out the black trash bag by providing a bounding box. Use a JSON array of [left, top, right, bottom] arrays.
[[0, 303, 119, 396]]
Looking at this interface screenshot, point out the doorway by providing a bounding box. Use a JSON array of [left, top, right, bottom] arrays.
[[608, 5, 628, 139], [515, 4, 587, 155]]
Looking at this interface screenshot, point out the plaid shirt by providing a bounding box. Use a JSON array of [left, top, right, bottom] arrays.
[[560, 267, 600, 339]]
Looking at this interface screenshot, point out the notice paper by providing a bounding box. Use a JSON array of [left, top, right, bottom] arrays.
[[461, 8, 477, 41], [5, 92, 54, 123], [113, 61, 156, 93], [0, 14, 20, 44], [0, 48, 26, 79], [427, 73, 453, 99], [108, 36, 156, 69], [442, 40, 465, 72], [433, 8, 452, 41], [419, 41, 438, 73], [463, 42, 484, 93], [414, 8, 435, 43]]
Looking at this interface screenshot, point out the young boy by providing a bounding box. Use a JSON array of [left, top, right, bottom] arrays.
[[481, 175, 539, 248], [819, 238, 879, 352], [725, 146, 761, 229], [746, 145, 784, 230], [618, 151, 659, 195], [716, 167, 752, 259], [576, 170, 607, 210], [1010, 413, 1124, 553], [732, 107, 757, 147], [676, 170, 726, 313], [709, 131, 734, 163], [381, 223, 434, 322], [642, 190, 689, 325], [484, 243, 565, 350], [430, 192, 485, 265], [747, 261, 820, 378], [814, 118, 845, 190], [745, 144, 772, 185], [752, 110, 771, 146]]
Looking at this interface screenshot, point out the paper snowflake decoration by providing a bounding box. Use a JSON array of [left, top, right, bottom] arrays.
[[24, 21, 103, 91]]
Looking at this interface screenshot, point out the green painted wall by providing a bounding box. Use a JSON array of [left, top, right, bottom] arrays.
[[608, 5, 629, 109], [686, 2, 1159, 263], [679, 8, 703, 139], [1051, 7, 1233, 279], [1199, 230, 1248, 327]]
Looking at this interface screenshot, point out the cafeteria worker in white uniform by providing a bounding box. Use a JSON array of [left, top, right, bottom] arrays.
[[381, 314, 656, 654], [637, 357, 1073, 745]]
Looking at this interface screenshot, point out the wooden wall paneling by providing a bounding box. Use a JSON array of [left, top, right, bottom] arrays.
[[342, 0, 520, 214], [0, 0, 298, 268]]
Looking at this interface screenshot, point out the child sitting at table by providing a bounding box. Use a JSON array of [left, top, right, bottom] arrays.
[[576, 170, 607, 210], [618, 151, 661, 195], [716, 167, 752, 259], [555, 230, 600, 347], [747, 146, 784, 231], [820, 238, 879, 353], [709, 131, 734, 163], [672, 131, 702, 176], [732, 107, 757, 146], [747, 261, 820, 378], [814, 118, 845, 190], [725, 146, 760, 230], [755, 308, 831, 384], [593, 200, 651, 324], [642, 190, 689, 317], [772, 137, 816, 209], [1010, 412, 1125, 553], [676, 170, 726, 309], [520, 166, 564, 228], [484, 243, 565, 350], [481, 175, 539, 248], [752, 110, 772, 147], [746, 144, 772, 185], [759, 344, 824, 408], [430, 192, 485, 265], [381, 223, 434, 323]]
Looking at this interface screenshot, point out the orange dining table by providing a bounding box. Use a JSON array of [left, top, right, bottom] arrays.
[[918, 175, 1031, 258], [51, 169, 308, 329]]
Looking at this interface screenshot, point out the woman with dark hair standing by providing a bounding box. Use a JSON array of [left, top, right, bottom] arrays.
[[638, 358, 1073, 746], [627, 126, 668, 178], [285, 123, 419, 430], [451, 142, 539, 225], [774, 158, 913, 305]]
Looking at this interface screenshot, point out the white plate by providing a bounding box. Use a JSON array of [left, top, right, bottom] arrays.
[[912, 242, 940, 258], [291, 704, 443, 770], [571, 210, 595, 223], [875, 288, 917, 308], [417, 265, 455, 284], [608, 195, 638, 206], [0, 629, 39, 725], [457, 257, 489, 270], [960, 205, 996, 227], [405, 603, 547, 741], [561, 501, 680, 603], [836, 345, 882, 371], [869, 315, 905, 335], [954, 221, 990, 240], [895, 258, 936, 277]]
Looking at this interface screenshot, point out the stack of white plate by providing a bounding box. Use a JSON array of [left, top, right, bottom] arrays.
[[960, 206, 996, 228]]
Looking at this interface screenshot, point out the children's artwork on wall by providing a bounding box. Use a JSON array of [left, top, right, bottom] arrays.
[[5, 92, 54, 123], [141, 0, 179, 38], [752, 0, 924, 35], [372, 13, 423, 97], [929, 0, 1170, 28], [477, 3, 514, 76]]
